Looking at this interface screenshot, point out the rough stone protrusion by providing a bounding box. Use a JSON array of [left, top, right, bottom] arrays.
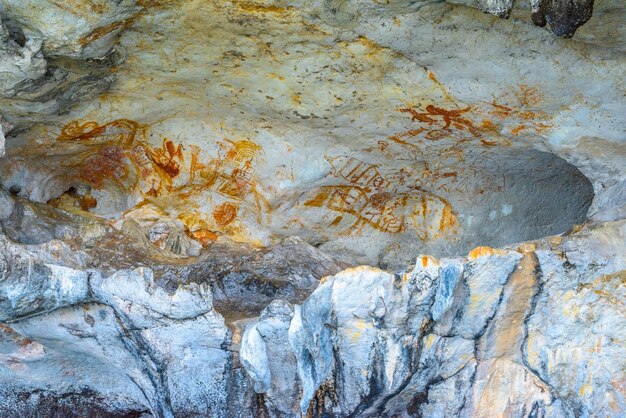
[[241, 300, 300, 415], [531, 0, 595, 37], [0, 0, 141, 59], [0, 16, 46, 97], [479, 0, 514, 18], [0, 234, 91, 321]]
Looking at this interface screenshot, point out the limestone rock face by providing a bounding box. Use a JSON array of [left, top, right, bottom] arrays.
[[0, 0, 624, 416], [0, 119, 5, 157], [0, 16, 46, 97], [1, 216, 623, 416], [0, 0, 140, 59]]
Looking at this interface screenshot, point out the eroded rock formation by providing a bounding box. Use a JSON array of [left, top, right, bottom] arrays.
[[0, 0, 624, 417]]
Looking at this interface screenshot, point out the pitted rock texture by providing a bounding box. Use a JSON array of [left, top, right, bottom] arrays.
[[531, 0, 595, 37], [0, 0, 624, 417]]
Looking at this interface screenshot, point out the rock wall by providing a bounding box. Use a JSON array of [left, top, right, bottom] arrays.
[[0, 0, 624, 417], [1, 208, 624, 416]]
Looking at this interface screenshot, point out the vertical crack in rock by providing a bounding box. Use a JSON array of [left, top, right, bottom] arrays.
[[373, 329, 429, 416], [356, 264, 459, 416], [405, 253, 517, 417], [110, 309, 174, 418], [520, 251, 586, 417], [465, 248, 554, 416]]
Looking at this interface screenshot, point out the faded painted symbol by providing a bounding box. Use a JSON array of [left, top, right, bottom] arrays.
[[399, 105, 482, 138], [304, 156, 458, 240]]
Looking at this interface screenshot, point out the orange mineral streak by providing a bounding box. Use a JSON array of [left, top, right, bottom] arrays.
[[187, 229, 219, 247], [481, 119, 498, 130], [439, 201, 457, 232], [488, 101, 513, 119], [419, 255, 439, 268], [426, 70, 456, 102], [79, 19, 131, 46], [480, 139, 498, 146], [329, 216, 343, 227], [468, 246, 494, 259], [48, 188, 98, 212], [79, 194, 98, 211], [0, 323, 34, 347], [511, 125, 526, 135], [235, 1, 293, 15], [136, 0, 178, 7], [468, 246, 506, 260]]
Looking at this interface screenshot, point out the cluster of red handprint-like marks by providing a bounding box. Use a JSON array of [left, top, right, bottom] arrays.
[[56, 119, 266, 244], [57, 119, 187, 195]]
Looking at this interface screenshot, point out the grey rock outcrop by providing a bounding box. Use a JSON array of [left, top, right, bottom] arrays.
[[0, 16, 46, 98], [238, 223, 625, 417], [0, 1, 135, 130], [1, 220, 623, 416]]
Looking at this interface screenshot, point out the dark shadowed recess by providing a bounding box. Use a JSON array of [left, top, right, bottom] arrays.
[[0, 387, 149, 418]]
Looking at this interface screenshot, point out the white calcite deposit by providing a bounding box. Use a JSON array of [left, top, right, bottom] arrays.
[[0, 0, 624, 416]]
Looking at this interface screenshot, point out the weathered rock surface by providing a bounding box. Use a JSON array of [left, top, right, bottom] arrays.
[[0, 0, 624, 416], [0, 0, 129, 130], [1, 214, 624, 416], [2, 0, 619, 268], [0, 0, 140, 59]]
